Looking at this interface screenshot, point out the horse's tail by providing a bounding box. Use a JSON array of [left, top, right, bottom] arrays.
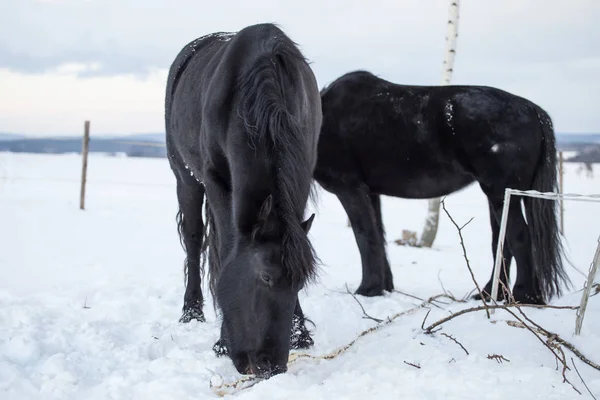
[[523, 108, 571, 302], [237, 30, 319, 288]]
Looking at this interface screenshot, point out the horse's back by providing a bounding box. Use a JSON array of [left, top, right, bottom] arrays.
[[317, 71, 548, 197], [165, 32, 234, 130], [165, 24, 290, 175]]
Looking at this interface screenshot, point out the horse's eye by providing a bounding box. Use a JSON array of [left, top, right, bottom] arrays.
[[261, 273, 272, 285]]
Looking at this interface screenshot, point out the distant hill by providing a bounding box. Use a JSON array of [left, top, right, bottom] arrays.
[[1, 132, 599, 160], [556, 133, 600, 145], [0, 133, 26, 141], [0, 134, 166, 158]]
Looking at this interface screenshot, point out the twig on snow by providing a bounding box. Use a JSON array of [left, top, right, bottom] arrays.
[[572, 357, 597, 400], [345, 283, 383, 323], [404, 361, 421, 369], [421, 309, 433, 331], [393, 289, 425, 303], [424, 303, 578, 333], [487, 354, 510, 364], [555, 344, 582, 395], [440, 332, 469, 355]]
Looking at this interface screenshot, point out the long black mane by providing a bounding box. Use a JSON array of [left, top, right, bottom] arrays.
[[234, 40, 319, 286]]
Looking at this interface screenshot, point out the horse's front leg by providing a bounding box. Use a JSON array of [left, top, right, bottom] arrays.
[[290, 299, 314, 349], [337, 187, 389, 296], [175, 178, 207, 323]]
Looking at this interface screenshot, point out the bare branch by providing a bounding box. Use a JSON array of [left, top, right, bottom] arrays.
[[424, 303, 578, 333], [345, 283, 383, 323], [487, 354, 510, 364], [393, 289, 425, 303], [421, 309, 432, 331], [572, 358, 597, 400], [441, 332, 469, 355], [555, 345, 581, 395], [440, 199, 490, 318], [403, 361, 421, 369]]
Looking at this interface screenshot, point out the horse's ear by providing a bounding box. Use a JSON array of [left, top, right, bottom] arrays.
[[252, 195, 275, 241], [258, 194, 273, 221], [301, 213, 315, 233]]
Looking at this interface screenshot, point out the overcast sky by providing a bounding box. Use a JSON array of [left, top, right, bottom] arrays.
[[0, 0, 598, 136]]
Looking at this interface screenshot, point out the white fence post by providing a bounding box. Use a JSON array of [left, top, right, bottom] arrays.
[[575, 235, 600, 335], [491, 189, 512, 309]]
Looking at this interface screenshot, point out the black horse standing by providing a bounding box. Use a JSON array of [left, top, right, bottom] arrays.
[[165, 24, 321, 377], [315, 70, 570, 305]]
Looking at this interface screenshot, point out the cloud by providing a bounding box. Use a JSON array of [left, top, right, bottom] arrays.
[[0, 67, 168, 135], [0, 0, 598, 134], [2, 0, 596, 81]]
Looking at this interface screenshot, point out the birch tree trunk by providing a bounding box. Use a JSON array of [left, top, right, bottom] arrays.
[[418, 0, 460, 248]]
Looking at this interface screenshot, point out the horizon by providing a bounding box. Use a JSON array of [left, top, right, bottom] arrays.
[[2, 131, 600, 141]]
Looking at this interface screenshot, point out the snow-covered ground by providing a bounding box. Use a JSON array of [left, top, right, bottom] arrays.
[[0, 152, 598, 399]]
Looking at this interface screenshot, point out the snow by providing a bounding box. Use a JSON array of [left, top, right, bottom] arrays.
[[1, 152, 599, 399]]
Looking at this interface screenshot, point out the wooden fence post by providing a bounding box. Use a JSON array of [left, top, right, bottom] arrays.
[[559, 151, 564, 234], [80, 120, 90, 210]]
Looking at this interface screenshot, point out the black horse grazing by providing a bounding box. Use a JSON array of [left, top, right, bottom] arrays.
[[315, 70, 570, 305], [165, 24, 321, 377]]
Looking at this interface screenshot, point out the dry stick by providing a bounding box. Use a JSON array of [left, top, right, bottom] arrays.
[[395, 290, 444, 310], [403, 361, 421, 369], [555, 344, 581, 395], [421, 309, 432, 331], [345, 283, 383, 323], [428, 293, 466, 304], [572, 357, 597, 400], [487, 354, 510, 364], [440, 199, 490, 318], [440, 332, 469, 355], [423, 303, 576, 333], [437, 270, 450, 296], [514, 306, 600, 372], [394, 289, 425, 302]]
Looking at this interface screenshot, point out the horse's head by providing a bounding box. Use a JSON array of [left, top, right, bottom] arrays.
[[216, 194, 315, 378]]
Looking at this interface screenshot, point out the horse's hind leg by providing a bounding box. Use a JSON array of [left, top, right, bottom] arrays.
[[503, 199, 543, 304], [337, 186, 389, 296], [176, 178, 206, 323], [474, 200, 513, 302], [484, 197, 540, 304], [371, 194, 394, 291]]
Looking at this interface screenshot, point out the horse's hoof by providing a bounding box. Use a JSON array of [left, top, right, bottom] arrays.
[[290, 314, 314, 349], [512, 288, 545, 305], [472, 291, 507, 303], [213, 339, 229, 357], [179, 305, 205, 323], [291, 333, 314, 349], [384, 278, 394, 292], [355, 284, 384, 297]]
